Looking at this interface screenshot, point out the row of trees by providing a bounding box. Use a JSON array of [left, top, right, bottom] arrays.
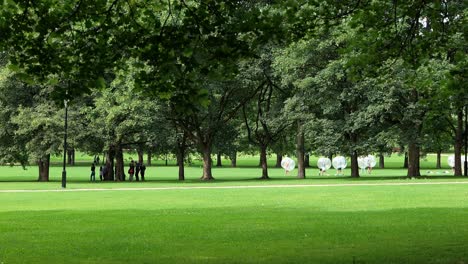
[[0, 0, 466, 181]]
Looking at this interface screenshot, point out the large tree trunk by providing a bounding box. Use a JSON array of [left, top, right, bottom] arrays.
[[379, 153, 385, 169], [275, 154, 282, 168], [67, 148, 75, 165], [436, 150, 441, 169], [104, 147, 115, 181], [201, 143, 214, 180], [147, 150, 152, 166], [230, 151, 237, 168], [115, 146, 125, 181], [296, 123, 305, 179], [177, 153, 185, 181], [407, 142, 421, 177], [350, 150, 360, 178], [259, 145, 269, 179], [305, 154, 310, 168], [454, 110, 463, 176], [37, 154, 50, 182], [216, 152, 222, 167]]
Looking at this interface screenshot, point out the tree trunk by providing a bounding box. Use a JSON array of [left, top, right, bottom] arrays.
[[67, 148, 75, 165], [177, 151, 185, 181], [37, 154, 50, 182], [350, 150, 360, 178], [379, 153, 385, 169], [275, 154, 282, 168], [216, 152, 222, 167], [137, 149, 144, 165], [165, 154, 168, 166], [230, 151, 237, 168], [454, 109, 463, 176], [115, 146, 125, 181], [407, 142, 421, 177], [201, 143, 214, 180], [403, 152, 409, 168], [177, 134, 187, 181], [259, 145, 269, 179], [147, 150, 152, 166], [305, 154, 310, 168], [296, 122, 305, 179], [436, 150, 441, 169], [104, 147, 115, 181]]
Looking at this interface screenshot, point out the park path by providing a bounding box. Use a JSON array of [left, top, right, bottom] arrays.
[[0, 181, 468, 193]]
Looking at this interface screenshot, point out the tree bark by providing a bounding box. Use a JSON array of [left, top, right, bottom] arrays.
[[305, 154, 310, 168], [37, 154, 50, 182], [115, 146, 125, 181], [259, 145, 269, 179], [177, 151, 185, 181], [407, 142, 421, 177], [176, 134, 187, 181], [379, 153, 385, 169], [216, 152, 222, 167], [436, 150, 441, 169], [296, 122, 305, 179], [454, 109, 463, 176], [201, 143, 214, 180], [137, 149, 144, 165], [147, 150, 152, 166], [275, 154, 282, 168], [230, 151, 237, 168], [104, 147, 115, 181], [350, 150, 360, 178]]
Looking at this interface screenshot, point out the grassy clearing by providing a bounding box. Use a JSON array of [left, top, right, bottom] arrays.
[[1, 154, 467, 263], [1, 184, 468, 263]]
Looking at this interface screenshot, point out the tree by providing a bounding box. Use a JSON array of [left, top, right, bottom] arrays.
[[242, 47, 293, 179]]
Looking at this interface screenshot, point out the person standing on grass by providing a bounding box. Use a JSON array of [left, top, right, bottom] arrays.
[[140, 163, 146, 181], [90, 163, 96, 182], [135, 161, 141, 181], [128, 159, 135, 181]]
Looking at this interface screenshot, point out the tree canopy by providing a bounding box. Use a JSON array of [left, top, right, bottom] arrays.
[[0, 0, 466, 180]]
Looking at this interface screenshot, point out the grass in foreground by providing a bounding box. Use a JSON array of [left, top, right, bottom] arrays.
[[1, 183, 468, 263]]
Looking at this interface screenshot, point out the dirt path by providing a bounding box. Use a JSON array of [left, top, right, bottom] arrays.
[[1, 181, 467, 193]]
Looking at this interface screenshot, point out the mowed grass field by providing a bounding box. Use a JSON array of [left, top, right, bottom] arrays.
[[1, 153, 468, 263]]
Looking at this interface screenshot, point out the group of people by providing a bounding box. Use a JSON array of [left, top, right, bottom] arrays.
[[127, 159, 146, 181], [89, 159, 147, 182]]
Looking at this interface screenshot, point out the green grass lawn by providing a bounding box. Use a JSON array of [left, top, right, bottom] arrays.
[[1, 154, 467, 263], [1, 184, 468, 263]]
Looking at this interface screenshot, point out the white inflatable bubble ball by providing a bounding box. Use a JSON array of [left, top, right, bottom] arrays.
[[367, 155, 377, 168], [358, 155, 377, 169], [281, 157, 295, 171], [358, 156, 368, 169], [448, 155, 454, 167], [332, 156, 347, 170], [448, 155, 467, 168], [317, 157, 332, 170]]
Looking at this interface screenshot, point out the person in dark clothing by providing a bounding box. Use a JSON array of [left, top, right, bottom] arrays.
[[128, 159, 135, 181], [140, 163, 146, 181], [90, 163, 96, 182], [135, 162, 141, 181]]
